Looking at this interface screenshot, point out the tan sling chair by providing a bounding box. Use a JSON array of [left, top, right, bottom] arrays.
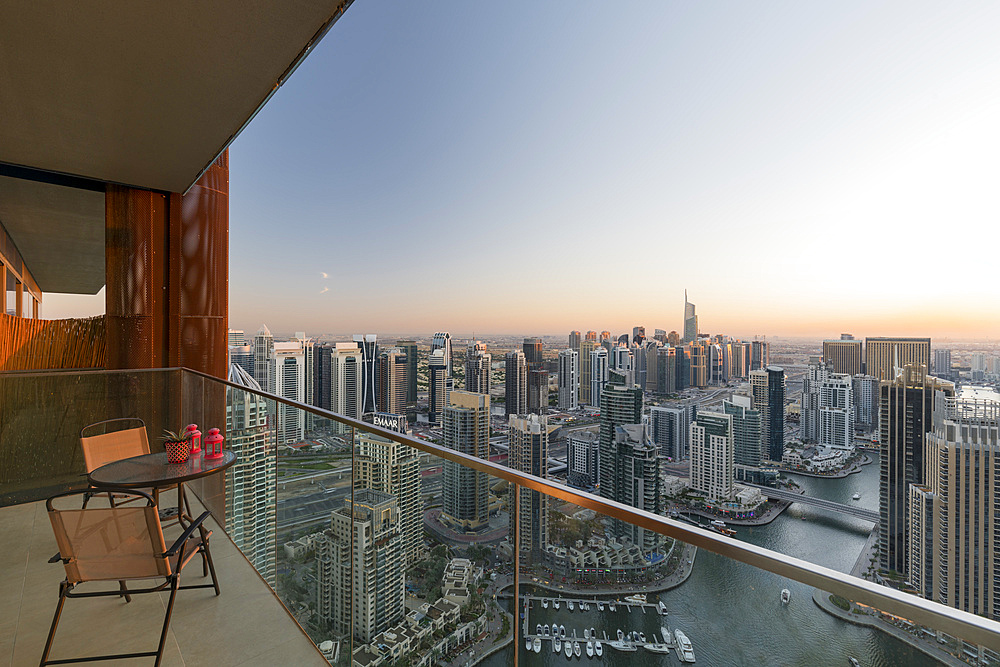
[[41, 488, 219, 666], [79, 418, 188, 520]]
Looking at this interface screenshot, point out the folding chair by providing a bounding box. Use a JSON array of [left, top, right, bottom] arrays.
[[40, 488, 220, 667], [79, 418, 187, 519]]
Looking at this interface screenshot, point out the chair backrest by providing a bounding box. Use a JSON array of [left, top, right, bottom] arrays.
[[47, 494, 170, 584], [79, 418, 150, 473]]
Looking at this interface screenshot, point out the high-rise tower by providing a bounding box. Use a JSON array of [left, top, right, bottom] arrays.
[[353, 334, 378, 414], [504, 350, 528, 417], [865, 337, 931, 382], [683, 290, 698, 343], [508, 413, 550, 560], [253, 324, 274, 393], [441, 390, 491, 532], [396, 340, 418, 406], [557, 348, 579, 410], [465, 341, 491, 395], [431, 332, 452, 376]]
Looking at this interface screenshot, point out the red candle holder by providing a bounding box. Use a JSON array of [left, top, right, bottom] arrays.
[[185, 424, 202, 455], [204, 428, 225, 460]]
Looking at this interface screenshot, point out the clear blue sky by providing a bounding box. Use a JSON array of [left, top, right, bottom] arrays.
[[45, 1, 1000, 339]]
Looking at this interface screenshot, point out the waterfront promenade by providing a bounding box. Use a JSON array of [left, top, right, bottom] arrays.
[[781, 453, 874, 479]]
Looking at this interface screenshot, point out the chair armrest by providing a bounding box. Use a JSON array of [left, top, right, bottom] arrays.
[[164, 511, 212, 557], [48, 552, 63, 564]]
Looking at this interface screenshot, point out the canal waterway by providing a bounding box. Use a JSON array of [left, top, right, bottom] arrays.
[[483, 451, 942, 666]]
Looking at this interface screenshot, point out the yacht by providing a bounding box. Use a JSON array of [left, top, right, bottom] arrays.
[[583, 602, 590, 611], [554, 599, 561, 610], [609, 601, 617, 612], [781, 589, 791, 604], [609, 640, 637, 652], [623, 593, 647, 604], [536, 624, 542, 636], [583, 628, 589, 640], [542, 598, 549, 609], [658, 601, 668, 615], [587, 641, 594, 658], [574, 641, 581, 658], [568, 600, 575, 612], [525, 638, 532, 651], [644, 639, 673, 654], [532, 637, 541, 653], [675, 629, 696, 663], [597, 601, 605, 611], [849, 658, 860, 667], [590, 627, 596, 642], [560, 625, 566, 638], [852, 493, 861, 500], [638, 631, 647, 643], [595, 640, 603, 657], [661, 625, 674, 647], [565, 641, 573, 658], [543, 624, 550, 636], [617, 629, 624, 642], [554, 636, 562, 653]]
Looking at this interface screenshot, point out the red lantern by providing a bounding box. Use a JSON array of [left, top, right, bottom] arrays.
[[204, 428, 225, 460], [185, 424, 202, 455]]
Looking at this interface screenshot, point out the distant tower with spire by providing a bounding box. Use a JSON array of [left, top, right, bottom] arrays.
[[683, 290, 698, 343]]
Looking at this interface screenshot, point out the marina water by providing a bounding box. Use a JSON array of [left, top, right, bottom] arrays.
[[483, 452, 940, 666]]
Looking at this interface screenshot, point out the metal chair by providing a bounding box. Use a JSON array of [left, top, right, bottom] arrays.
[[79, 418, 185, 518], [40, 488, 220, 667]]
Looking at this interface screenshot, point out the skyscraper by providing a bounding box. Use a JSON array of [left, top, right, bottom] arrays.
[[690, 411, 734, 502], [610, 345, 633, 387], [508, 413, 550, 560], [331, 342, 363, 429], [441, 390, 491, 532], [823, 339, 863, 376], [376, 347, 408, 416], [632, 326, 646, 345], [274, 339, 306, 444], [504, 350, 528, 417], [431, 331, 452, 376], [522, 337, 543, 366], [649, 404, 691, 461], [724, 395, 762, 471], [610, 423, 663, 552], [316, 490, 404, 643], [878, 364, 953, 576], [557, 348, 578, 410], [353, 333, 379, 414], [655, 346, 676, 395], [567, 430, 600, 488], [852, 374, 880, 432], [913, 388, 1000, 619], [524, 337, 546, 414], [396, 340, 419, 406], [428, 348, 449, 425], [750, 367, 785, 462], [589, 347, 609, 407], [585, 330, 597, 342], [465, 341, 491, 395], [683, 290, 698, 343], [598, 380, 644, 540], [865, 337, 931, 382], [750, 339, 769, 371], [225, 363, 277, 586], [801, 358, 854, 448], [354, 432, 421, 566], [578, 338, 597, 406], [934, 348, 952, 379], [253, 324, 274, 393], [568, 330, 581, 352]]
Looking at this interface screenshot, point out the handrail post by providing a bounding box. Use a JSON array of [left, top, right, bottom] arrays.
[[512, 481, 520, 667]]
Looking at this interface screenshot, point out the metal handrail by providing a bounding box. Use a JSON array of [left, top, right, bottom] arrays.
[[7, 366, 999, 649]]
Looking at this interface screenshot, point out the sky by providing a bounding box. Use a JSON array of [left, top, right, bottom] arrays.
[[44, 1, 1000, 339]]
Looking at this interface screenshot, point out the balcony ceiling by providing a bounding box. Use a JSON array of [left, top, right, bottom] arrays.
[[0, 1, 350, 294]]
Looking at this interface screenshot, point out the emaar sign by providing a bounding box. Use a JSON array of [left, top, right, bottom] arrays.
[[363, 412, 406, 434]]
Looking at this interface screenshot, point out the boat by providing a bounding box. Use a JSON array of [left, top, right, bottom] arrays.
[[781, 589, 791, 604], [617, 629, 624, 642], [584, 628, 589, 640], [675, 629, 696, 663], [526, 638, 532, 651], [623, 593, 647, 604], [661, 626, 674, 647], [532, 637, 541, 653], [583, 602, 590, 611], [597, 601, 605, 611], [609, 640, 637, 652], [536, 624, 542, 636], [590, 627, 596, 642], [560, 625, 566, 638], [852, 493, 861, 500], [574, 641, 581, 658], [554, 599, 561, 610], [568, 600, 575, 611], [565, 642, 573, 658], [638, 631, 646, 643], [658, 601, 668, 615], [609, 602, 616, 612], [710, 519, 737, 536], [542, 598, 549, 609], [849, 659, 860, 667], [543, 624, 550, 636], [645, 641, 673, 654], [554, 636, 562, 653], [587, 641, 594, 658], [595, 641, 603, 657]]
